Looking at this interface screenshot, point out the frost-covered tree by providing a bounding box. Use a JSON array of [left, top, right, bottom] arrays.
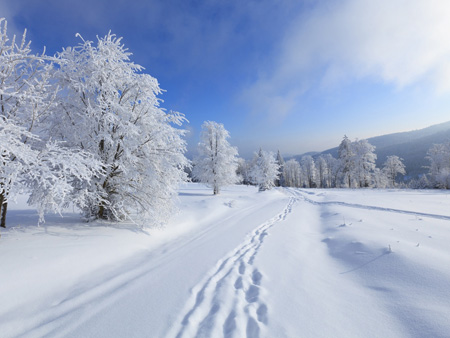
[[409, 175, 430, 189], [338, 135, 355, 187], [426, 142, 450, 189], [353, 139, 377, 188], [322, 153, 338, 188], [301, 155, 316, 188], [275, 150, 285, 187], [192, 121, 239, 194], [383, 155, 406, 188], [250, 150, 280, 191], [0, 120, 36, 227], [51, 32, 188, 224], [0, 18, 52, 227], [236, 158, 252, 185], [316, 155, 327, 188], [0, 19, 99, 227], [372, 168, 388, 188], [283, 159, 302, 187]]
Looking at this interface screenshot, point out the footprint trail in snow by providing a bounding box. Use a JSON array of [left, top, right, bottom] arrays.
[[170, 197, 296, 338]]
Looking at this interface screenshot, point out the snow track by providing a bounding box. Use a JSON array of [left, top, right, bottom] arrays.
[[3, 185, 450, 338], [169, 197, 296, 338], [291, 188, 450, 221]]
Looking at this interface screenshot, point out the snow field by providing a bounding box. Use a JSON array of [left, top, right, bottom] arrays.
[[1, 184, 450, 337]]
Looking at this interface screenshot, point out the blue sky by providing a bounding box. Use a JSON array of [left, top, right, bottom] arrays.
[[2, 0, 450, 158]]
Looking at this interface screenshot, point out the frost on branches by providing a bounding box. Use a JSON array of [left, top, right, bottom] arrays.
[[250, 150, 280, 191], [353, 139, 377, 188], [51, 32, 189, 224], [0, 18, 99, 227], [383, 155, 406, 188], [192, 121, 239, 195], [426, 142, 450, 189]]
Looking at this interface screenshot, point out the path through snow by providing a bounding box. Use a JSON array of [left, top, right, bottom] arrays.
[[169, 197, 296, 338], [1, 184, 450, 337]]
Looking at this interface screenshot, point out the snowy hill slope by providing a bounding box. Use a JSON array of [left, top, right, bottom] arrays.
[[1, 184, 450, 337], [306, 120, 450, 178]]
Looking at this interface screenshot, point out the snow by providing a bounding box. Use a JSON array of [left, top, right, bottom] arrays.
[[1, 184, 450, 337]]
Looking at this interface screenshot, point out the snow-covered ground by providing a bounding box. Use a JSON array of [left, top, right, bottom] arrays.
[[1, 184, 450, 337]]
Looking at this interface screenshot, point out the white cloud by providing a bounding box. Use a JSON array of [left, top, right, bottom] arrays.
[[246, 0, 450, 118], [0, 2, 23, 38]]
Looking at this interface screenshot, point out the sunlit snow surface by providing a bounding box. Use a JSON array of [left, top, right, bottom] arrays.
[[1, 184, 450, 337]]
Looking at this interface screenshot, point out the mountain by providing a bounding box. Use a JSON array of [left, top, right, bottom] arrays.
[[315, 121, 450, 178]]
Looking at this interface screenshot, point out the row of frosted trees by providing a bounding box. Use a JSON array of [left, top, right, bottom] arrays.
[[191, 121, 280, 194], [0, 19, 188, 227], [191, 125, 410, 194], [239, 136, 406, 190], [190, 122, 450, 195]]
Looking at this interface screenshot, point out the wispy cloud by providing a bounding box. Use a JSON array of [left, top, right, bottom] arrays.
[[245, 0, 450, 119]]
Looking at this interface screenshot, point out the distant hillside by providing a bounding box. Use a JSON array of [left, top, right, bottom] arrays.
[[289, 151, 319, 162], [307, 121, 450, 178]]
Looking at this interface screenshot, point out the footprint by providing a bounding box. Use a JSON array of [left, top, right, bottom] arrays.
[[252, 269, 262, 286], [259, 232, 267, 242], [223, 311, 236, 338], [245, 285, 259, 303], [239, 261, 246, 275], [234, 276, 243, 290], [256, 304, 268, 324], [246, 317, 260, 338]]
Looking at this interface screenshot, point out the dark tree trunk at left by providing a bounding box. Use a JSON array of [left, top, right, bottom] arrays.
[[1, 199, 8, 228]]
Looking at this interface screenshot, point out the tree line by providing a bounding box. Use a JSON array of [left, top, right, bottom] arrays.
[[192, 123, 450, 193]]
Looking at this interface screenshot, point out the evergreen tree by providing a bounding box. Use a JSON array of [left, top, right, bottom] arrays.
[[275, 150, 285, 187]]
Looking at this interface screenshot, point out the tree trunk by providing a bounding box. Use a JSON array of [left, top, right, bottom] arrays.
[[98, 204, 105, 220], [1, 201, 8, 228]]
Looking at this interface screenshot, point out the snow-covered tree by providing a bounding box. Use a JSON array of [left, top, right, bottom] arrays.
[[383, 155, 406, 188], [283, 159, 302, 187], [409, 175, 430, 189], [426, 142, 450, 189], [338, 135, 355, 187], [192, 121, 239, 194], [250, 150, 280, 191], [275, 150, 285, 187], [0, 18, 50, 227], [0, 120, 36, 227], [51, 32, 188, 224], [0, 19, 99, 227], [316, 155, 327, 188], [352, 139, 377, 188], [322, 153, 338, 188], [301, 155, 316, 188], [236, 158, 252, 185], [372, 168, 388, 188]]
